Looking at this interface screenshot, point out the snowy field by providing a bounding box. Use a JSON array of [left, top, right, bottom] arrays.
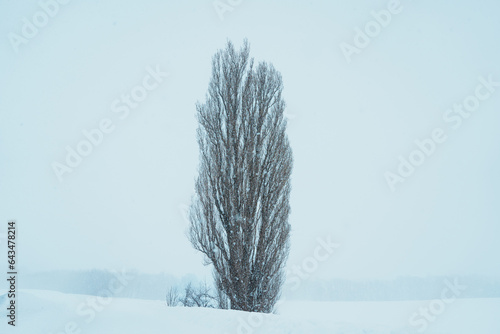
[[1, 289, 498, 333]]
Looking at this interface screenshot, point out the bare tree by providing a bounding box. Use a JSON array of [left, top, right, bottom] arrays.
[[181, 282, 196, 307], [166, 286, 179, 306], [179, 281, 216, 308], [189, 40, 293, 313], [192, 281, 216, 308]]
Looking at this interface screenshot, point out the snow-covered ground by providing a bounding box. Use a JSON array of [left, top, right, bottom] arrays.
[[1, 289, 498, 333]]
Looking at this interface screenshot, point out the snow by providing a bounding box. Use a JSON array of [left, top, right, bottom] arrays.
[[1, 289, 498, 333]]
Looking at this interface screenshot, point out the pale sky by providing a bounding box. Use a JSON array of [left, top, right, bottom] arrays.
[[1, 0, 499, 281]]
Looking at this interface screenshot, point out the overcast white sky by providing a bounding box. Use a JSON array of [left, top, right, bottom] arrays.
[[1, 0, 499, 281]]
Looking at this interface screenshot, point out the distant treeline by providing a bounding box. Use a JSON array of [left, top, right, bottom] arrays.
[[20, 270, 500, 302], [22, 270, 195, 301], [282, 276, 500, 301]]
